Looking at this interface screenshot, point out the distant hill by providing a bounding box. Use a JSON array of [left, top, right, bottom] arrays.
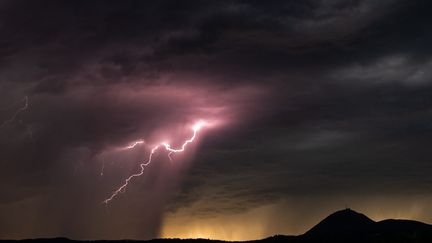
[[3, 209, 432, 243], [300, 208, 432, 243], [305, 208, 375, 237]]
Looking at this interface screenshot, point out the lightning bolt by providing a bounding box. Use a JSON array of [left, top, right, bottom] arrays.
[[122, 140, 145, 150], [1, 96, 29, 128], [103, 120, 207, 204], [1, 96, 33, 140]]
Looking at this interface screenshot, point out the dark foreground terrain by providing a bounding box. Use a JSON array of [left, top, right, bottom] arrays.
[[4, 209, 432, 243]]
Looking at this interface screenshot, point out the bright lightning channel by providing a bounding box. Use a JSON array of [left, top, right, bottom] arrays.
[[103, 120, 207, 204], [122, 140, 145, 150]]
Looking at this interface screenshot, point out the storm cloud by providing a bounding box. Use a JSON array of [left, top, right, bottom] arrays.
[[0, 0, 432, 240]]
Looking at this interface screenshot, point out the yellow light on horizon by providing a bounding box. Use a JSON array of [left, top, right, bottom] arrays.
[[161, 196, 432, 241]]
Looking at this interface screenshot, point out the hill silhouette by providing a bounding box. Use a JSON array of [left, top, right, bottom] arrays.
[[301, 208, 432, 242], [3, 209, 432, 243], [305, 208, 375, 237]]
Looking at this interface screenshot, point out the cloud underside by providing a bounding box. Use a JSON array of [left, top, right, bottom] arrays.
[[0, 0, 432, 240]]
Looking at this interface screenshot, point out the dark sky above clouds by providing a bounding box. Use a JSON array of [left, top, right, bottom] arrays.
[[1, 0, 432, 240]]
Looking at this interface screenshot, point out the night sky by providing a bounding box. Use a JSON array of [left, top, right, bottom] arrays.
[[1, 0, 432, 241]]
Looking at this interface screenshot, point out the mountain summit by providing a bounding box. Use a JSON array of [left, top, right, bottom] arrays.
[[301, 208, 432, 242], [305, 208, 375, 236]]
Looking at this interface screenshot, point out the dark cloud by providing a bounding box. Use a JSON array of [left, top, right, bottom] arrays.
[[0, 0, 432, 240]]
